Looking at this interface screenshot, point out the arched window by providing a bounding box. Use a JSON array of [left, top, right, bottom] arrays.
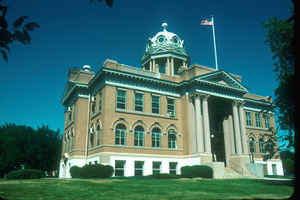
[[134, 126, 144, 147], [115, 124, 126, 145], [259, 138, 265, 153], [96, 125, 101, 146], [168, 129, 177, 149], [152, 127, 161, 148], [249, 138, 256, 153], [90, 133, 94, 148]]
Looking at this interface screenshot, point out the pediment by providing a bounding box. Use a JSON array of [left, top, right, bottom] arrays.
[[195, 70, 248, 92]]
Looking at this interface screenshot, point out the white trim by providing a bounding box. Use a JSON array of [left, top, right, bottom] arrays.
[[244, 106, 274, 114], [106, 80, 180, 97], [195, 89, 244, 101]]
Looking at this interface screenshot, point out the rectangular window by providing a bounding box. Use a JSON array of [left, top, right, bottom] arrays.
[[255, 113, 262, 128], [152, 95, 160, 114], [91, 96, 96, 114], [98, 92, 102, 112], [263, 114, 270, 129], [134, 161, 144, 176], [169, 162, 177, 175], [116, 89, 126, 110], [159, 64, 166, 74], [152, 161, 161, 175], [115, 160, 126, 177], [167, 98, 176, 117], [135, 92, 144, 112], [246, 112, 252, 126]]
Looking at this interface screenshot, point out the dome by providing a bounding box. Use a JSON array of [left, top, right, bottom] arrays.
[[145, 23, 187, 55]]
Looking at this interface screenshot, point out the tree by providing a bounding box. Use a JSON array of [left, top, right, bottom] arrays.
[[0, 0, 40, 62], [264, 1, 295, 150], [0, 123, 61, 177]]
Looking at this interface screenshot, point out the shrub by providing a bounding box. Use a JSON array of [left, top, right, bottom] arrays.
[[181, 165, 213, 178], [69, 164, 114, 178], [152, 173, 180, 179], [70, 166, 82, 178], [6, 169, 45, 180]]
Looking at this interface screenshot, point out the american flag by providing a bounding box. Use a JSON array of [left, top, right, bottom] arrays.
[[200, 19, 213, 26]]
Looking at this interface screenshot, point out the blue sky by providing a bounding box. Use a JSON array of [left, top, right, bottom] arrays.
[[0, 0, 292, 136]]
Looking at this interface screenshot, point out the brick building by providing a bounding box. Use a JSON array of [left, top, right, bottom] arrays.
[[59, 23, 283, 178]]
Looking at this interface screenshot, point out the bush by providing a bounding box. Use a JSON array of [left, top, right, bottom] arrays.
[[181, 165, 213, 178], [152, 173, 180, 179], [70, 166, 82, 178], [6, 169, 45, 180], [69, 164, 114, 178]]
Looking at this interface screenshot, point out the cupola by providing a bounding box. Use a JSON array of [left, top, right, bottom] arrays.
[[141, 23, 190, 76]]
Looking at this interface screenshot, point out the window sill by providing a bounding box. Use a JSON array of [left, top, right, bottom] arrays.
[[115, 109, 177, 120], [246, 126, 269, 131]]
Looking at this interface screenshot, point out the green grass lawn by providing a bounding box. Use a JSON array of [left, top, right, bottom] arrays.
[[0, 178, 294, 200]]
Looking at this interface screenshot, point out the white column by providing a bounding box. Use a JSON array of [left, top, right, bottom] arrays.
[[228, 114, 236, 154], [202, 95, 211, 153], [166, 58, 170, 75], [152, 59, 156, 72], [194, 95, 204, 152], [222, 116, 230, 165], [239, 103, 249, 154], [232, 101, 242, 154], [150, 60, 153, 72], [189, 96, 197, 153]]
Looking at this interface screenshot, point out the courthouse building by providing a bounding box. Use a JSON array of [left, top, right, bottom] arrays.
[[59, 23, 283, 178]]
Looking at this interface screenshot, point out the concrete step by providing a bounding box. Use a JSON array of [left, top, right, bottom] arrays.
[[223, 167, 255, 179]]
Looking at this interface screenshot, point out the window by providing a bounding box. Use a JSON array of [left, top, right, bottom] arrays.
[[96, 125, 101, 146], [152, 127, 161, 148], [134, 161, 144, 176], [259, 138, 265, 153], [249, 138, 256, 153], [115, 124, 126, 145], [159, 64, 166, 74], [90, 133, 94, 148], [98, 92, 102, 112], [168, 130, 177, 149], [135, 93, 144, 112], [91, 96, 96, 114], [246, 112, 252, 126], [68, 110, 72, 121], [115, 160, 125, 177], [134, 126, 144, 147], [255, 113, 262, 128], [167, 98, 176, 117], [116, 89, 126, 110], [169, 162, 177, 175], [152, 161, 161, 175], [152, 95, 160, 114], [263, 114, 270, 129]]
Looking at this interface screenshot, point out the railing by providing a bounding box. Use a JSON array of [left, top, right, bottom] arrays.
[[119, 64, 160, 78]]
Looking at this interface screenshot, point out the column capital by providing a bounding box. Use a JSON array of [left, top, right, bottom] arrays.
[[232, 100, 245, 107], [196, 93, 210, 100]]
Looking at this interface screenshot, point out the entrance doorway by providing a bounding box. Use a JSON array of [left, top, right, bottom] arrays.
[[209, 97, 231, 166]]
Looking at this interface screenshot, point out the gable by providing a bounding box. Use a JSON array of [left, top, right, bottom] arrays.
[[195, 70, 248, 93]]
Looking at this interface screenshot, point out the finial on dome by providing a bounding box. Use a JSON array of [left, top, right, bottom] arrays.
[[162, 22, 168, 31]]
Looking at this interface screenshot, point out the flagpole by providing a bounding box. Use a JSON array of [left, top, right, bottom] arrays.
[[211, 15, 219, 70]]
